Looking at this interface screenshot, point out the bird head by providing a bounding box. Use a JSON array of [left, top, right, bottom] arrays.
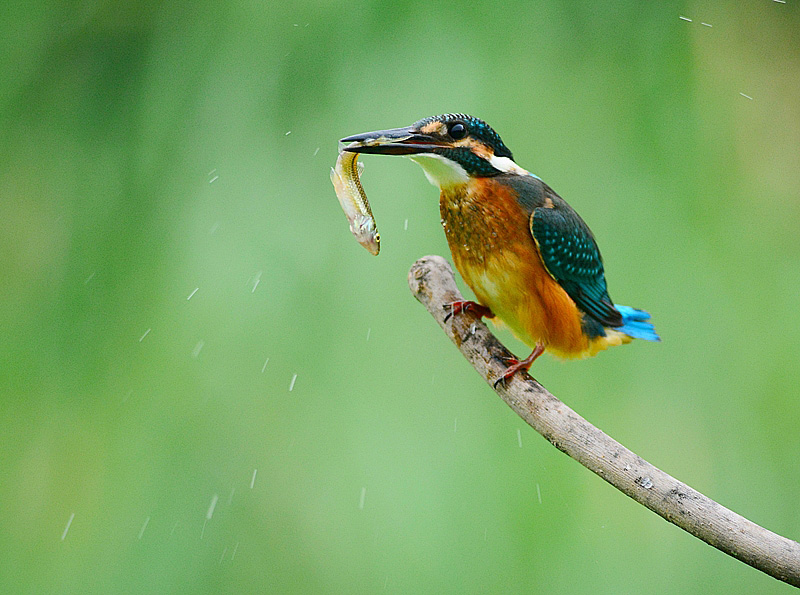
[[341, 114, 528, 189]]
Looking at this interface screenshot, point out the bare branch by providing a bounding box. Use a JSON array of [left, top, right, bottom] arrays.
[[408, 255, 800, 588]]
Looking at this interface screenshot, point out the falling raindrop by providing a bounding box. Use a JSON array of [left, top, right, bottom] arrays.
[[206, 494, 219, 520], [61, 513, 75, 541], [251, 271, 263, 293], [138, 516, 150, 540]]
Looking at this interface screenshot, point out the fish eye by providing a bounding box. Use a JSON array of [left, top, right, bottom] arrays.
[[448, 122, 467, 140]]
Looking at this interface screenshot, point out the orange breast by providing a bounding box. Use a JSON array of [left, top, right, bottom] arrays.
[[440, 178, 592, 357]]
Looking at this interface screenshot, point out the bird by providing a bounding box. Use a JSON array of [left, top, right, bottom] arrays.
[[341, 114, 658, 385]]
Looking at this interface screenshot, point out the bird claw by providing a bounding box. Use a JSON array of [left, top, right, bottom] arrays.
[[443, 300, 493, 323], [493, 357, 522, 388], [492, 344, 545, 388]]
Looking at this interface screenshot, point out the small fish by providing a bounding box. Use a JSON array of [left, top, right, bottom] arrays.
[[330, 145, 380, 255]]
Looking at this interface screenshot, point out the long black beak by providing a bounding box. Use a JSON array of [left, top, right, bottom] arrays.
[[340, 126, 447, 155]]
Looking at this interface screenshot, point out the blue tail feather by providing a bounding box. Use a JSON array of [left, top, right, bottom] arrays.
[[614, 305, 660, 342]]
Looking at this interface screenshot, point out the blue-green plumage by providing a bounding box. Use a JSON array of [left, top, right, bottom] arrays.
[[414, 114, 513, 159], [531, 203, 621, 327], [614, 306, 660, 342]]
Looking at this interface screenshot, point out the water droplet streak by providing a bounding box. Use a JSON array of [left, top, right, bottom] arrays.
[[61, 513, 75, 541], [206, 494, 219, 520], [138, 516, 150, 540]]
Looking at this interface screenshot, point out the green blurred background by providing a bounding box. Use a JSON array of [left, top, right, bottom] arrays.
[[2, 1, 799, 593]]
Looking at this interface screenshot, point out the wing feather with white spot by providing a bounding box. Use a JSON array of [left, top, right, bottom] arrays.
[[530, 203, 623, 327]]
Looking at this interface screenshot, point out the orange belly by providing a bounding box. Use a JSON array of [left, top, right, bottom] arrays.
[[461, 240, 592, 357], [440, 179, 618, 358]]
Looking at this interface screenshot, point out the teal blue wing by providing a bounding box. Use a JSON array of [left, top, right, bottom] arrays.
[[531, 204, 623, 328]]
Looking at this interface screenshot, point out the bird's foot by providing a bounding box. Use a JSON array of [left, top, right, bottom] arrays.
[[443, 300, 494, 323], [493, 343, 545, 388]]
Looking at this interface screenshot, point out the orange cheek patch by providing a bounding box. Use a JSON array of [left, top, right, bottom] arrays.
[[451, 137, 493, 160], [420, 121, 445, 136], [469, 142, 493, 161]]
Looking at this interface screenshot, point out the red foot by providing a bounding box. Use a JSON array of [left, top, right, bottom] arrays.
[[443, 300, 494, 323], [494, 343, 545, 388]]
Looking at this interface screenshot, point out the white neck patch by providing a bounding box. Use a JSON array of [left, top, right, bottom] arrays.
[[408, 154, 469, 189], [489, 154, 534, 177], [408, 151, 541, 188]]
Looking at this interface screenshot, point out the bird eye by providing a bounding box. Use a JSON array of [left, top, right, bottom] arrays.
[[448, 122, 467, 140]]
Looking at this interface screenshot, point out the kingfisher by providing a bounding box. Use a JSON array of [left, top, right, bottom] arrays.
[[341, 114, 658, 385]]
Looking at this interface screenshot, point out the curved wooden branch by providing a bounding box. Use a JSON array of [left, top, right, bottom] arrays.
[[408, 255, 800, 588]]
